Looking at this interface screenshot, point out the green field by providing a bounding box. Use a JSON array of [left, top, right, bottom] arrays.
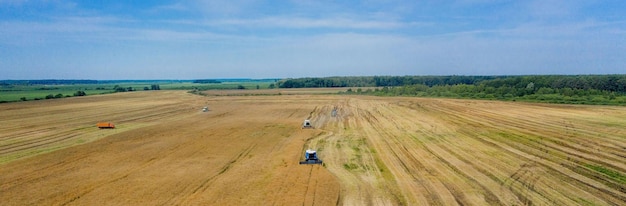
[[0, 80, 276, 103]]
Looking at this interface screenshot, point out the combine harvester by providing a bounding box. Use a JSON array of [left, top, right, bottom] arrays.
[[96, 122, 115, 129], [299, 149, 323, 165], [302, 119, 313, 129]]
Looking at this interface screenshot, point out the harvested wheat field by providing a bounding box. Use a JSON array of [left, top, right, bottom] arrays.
[[1, 90, 625, 205]]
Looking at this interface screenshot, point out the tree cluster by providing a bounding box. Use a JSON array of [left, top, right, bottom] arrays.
[[279, 75, 626, 93], [74, 91, 87, 96], [278, 76, 374, 88], [143, 85, 161, 90], [113, 85, 135, 92], [277, 76, 498, 88], [278, 75, 626, 105], [45, 93, 67, 99]]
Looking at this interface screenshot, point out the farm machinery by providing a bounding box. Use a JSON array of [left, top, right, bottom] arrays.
[[96, 122, 115, 129], [302, 119, 313, 129], [299, 149, 323, 164]]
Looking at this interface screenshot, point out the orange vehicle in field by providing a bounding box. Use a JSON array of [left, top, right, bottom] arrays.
[[96, 122, 115, 129]]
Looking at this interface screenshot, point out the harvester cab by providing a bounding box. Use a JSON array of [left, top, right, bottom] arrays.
[[299, 149, 323, 164]]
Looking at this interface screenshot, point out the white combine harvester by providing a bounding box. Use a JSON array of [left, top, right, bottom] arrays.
[[202, 106, 208, 112], [302, 119, 313, 129], [299, 149, 323, 164]]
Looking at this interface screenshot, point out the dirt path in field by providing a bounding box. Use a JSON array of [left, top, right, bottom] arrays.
[[1, 92, 624, 205]]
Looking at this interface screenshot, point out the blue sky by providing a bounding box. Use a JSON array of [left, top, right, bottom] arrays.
[[1, 0, 625, 79]]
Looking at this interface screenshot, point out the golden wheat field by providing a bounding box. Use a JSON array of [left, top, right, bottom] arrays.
[[1, 90, 625, 205]]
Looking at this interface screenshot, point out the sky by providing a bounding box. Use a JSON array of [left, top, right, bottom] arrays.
[[1, 0, 625, 80]]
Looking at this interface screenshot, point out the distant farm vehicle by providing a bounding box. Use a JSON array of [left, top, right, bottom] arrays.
[[202, 106, 209, 112], [96, 122, 115, 129], [299, 149, 323, 164], [302, 119, 313, 129]]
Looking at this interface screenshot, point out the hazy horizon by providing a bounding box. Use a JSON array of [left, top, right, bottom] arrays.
[[1, 1, 625, 80]]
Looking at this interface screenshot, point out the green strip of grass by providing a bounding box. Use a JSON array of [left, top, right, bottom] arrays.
[[585, 164, 626, 184], [343, 163, 359, 170]]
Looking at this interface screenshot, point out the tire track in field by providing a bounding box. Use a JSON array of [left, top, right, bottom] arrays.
[[265, 111, 328, 205], [195, 143, 257, 193], [351, 100, 445, 205], [0, 97, 199, 165], [375, 102, 482, 205], [0, 132, 81, 155], [174, 138, 259, 205], [0, 99, 180, 134], [300, 105, 351, 205], [301, 100, 402, 205], [302, 165, 317, 205], [380, 107, 513, 205], [372, 101, 514, 205], [332, 101, 405, 205], [420, 100, 624, 205], [0, 102, 177, 137], [432, 100, 617, 204], [153, 102, 298, 205], [449, 101, 625, 203], [60, 156, 162, 206], [24, 108, 233, 204], [57, 121, 218, 206], [0, 155, 90, 192], [449, 100, 625, 167], [463, 106, 626, 172], [473, 134, 623, 205], [389, 100, 552, 205], [382, 99, 620, 204]]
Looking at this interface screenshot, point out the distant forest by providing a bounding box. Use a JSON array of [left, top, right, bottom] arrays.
[[278, 75, 626, 105]]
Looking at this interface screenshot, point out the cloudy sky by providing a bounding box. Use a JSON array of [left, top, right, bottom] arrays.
[[1, 0, 625, 79]]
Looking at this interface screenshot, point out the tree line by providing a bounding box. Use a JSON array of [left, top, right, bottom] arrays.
[[278, 75, 626, 105], [278, 75, 626, 92]]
